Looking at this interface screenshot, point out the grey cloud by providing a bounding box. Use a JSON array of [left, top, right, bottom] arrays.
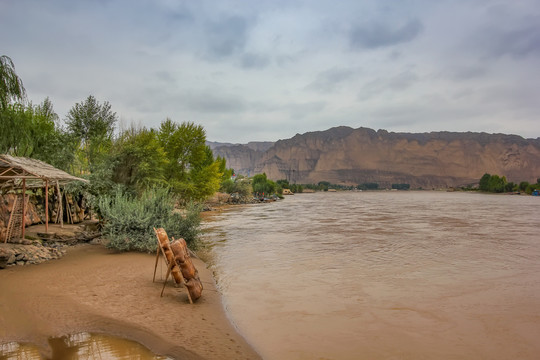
[[275, 54, 297, 67], [3, 0, 540, 143], [444, 65, 489, 81], [306, 67, 359, 93], [284, 101, 327, 119], [350, 19, 423, 49], [184, 92, 246, 113], [368, 100, 486, 132], [240, 53, 271, 69], [448, 65, 488, 81], [359, 71, 419, 100], [153, 71, 176, 84], [480, 21, 540, 58], [204, 16, 249, 59]]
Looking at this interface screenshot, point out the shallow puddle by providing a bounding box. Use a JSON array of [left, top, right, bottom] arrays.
[[0, 333, 172, 360]]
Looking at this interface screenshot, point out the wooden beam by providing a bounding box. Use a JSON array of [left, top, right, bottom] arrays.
[[0, 167, 16, 176], [0, 168, 40, 178]]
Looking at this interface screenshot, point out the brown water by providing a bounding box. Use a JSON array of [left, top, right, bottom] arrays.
[[0, 333, 171, 360], [202, 191, 540, 360]]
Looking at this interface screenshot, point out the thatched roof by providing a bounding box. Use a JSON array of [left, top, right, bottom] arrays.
[[0, 154, 88, 189]]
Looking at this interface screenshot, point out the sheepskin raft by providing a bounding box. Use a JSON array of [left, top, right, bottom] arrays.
[[155, 228, 184, 285], [170, 238, 203, 301], [153, 227, 203, 302]]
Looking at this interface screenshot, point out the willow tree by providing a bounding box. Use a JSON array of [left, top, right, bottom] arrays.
[[0, 55, 28, 154], [0, 55, 26, 110]]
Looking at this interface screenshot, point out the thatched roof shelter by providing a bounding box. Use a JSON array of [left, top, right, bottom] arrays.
[[0, 154, 87, 190], [0, 154, 88, 240]]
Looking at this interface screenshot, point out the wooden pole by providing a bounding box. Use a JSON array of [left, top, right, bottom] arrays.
[[21, 179, 26, 239], [65, 193, 70, 224], [45, 180, 49, 233], [56, 181, 63, 228], [153, 246, 161, 283], [160, 261, 175, 297]]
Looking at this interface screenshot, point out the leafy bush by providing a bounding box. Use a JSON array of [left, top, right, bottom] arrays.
[[220, 176, 253, 202], [357, 183, 379, 190], [525, 182, 540, 195], [519, 181, 530, 191], [252, 173, 276, 195], [391, 183, 410, 190], [98, 187, 201, 252], [479, 173, 507, 193]]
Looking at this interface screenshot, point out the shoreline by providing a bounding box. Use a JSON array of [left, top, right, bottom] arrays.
[[0, 243, 261, 360]]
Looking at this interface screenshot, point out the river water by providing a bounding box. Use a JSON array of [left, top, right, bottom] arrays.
[[202, 191, 540, 360]]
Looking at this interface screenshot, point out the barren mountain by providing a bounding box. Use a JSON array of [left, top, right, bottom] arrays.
[[208, 141, 274, 177], [211, 126, 540, 188]]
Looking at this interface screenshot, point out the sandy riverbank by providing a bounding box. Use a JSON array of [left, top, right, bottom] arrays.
[[0, 243, 261, 360]]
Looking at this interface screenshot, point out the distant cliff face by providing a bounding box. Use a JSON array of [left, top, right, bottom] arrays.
[[209, 141, 274, 177], [211, 127, 540, 188]]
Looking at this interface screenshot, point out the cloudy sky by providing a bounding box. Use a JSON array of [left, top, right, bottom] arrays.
[[1, 0, 539, 143]]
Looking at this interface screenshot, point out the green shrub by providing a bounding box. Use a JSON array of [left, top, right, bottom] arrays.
[[391, 183, 410, 190], [99, 187, 201, 252], [252, 173, 276, 195]]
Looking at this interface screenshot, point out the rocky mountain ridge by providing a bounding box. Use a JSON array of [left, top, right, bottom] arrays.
[[210, 126, 540, 188]]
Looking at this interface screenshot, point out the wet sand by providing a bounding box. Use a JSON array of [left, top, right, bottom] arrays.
[[0, 243, 261, 360]]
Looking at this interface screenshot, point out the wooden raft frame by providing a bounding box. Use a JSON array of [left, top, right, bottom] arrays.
[[152, 227, 193, 304]]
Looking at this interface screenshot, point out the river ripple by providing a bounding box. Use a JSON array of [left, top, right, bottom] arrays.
[[202, 191, 540, 360]]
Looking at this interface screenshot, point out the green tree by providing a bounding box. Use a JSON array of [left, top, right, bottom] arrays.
[[0, 103, 33, 155], [216, 155, 233, 184], [504, 182, 516, 193], [276, 179, 290, 189], [357, 182, 379, 190], [29, 98, 75, 169], [220, 175, 253, 202], [290, 183, 303, 193], [112, 127, 168, 194], [220, 178, 235, 194], [525, 180, 540, 195], [158, 119, 206, 177], [318, 181, 330, 191], [158, 119, 222, 201], [392, 183, 411, 190], [479, 173, 491, 192], [252, 173, 276, 195], [0, 55, 26, 110], [487, 175, 506, 193], [0, 98, 71, 168], [66, 95, 117, 173], [0, 57, 72, 168], [519, 181, 530, 192], [184, 145, 224, 201]]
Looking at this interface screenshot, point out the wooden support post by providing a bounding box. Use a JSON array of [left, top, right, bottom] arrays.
[[56, 181, 63, 228], [153, 246, 160, 283], [160, 261, 176, 297], [21, 179, 26, 239], [45, 180, 49, 233], [5, 197, 19, 243], [65, 193, 71, 224], [185, 280, 194, 304]]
